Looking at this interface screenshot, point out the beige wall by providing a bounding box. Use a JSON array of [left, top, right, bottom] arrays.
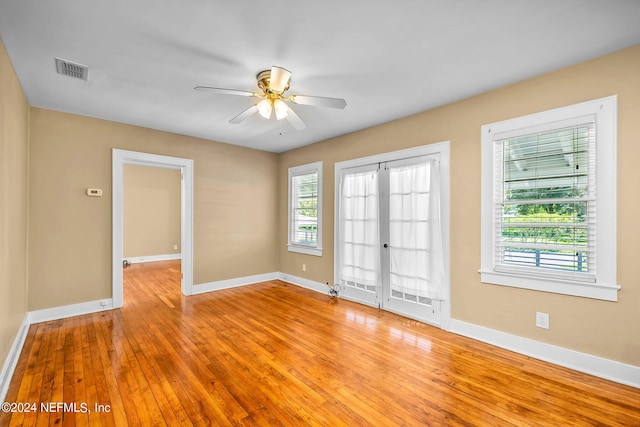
[[28, 109, 279, 310], [0, 38, 29, 371], [278, 45, 640, 366], [123, 165, 181, 258]]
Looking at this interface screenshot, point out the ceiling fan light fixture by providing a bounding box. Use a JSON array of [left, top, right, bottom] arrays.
[[257, 99, 272, 119], [195, 65, 344, 130], [269, 66, 291, 93], [274, 99, 289, 120]]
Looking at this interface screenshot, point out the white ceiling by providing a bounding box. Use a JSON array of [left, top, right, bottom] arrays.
[[1, 1, 639, 153]]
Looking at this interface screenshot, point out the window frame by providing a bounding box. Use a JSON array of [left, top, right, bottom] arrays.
[[288, 161, 323, 256], [480, 96, 619, 301]]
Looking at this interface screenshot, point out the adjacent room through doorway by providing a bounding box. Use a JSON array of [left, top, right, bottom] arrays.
[[123, 164, 182, 302], [111, 149, 195, 308]]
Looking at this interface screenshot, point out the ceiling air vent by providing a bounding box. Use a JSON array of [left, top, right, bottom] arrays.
[[55, 58, 88, 81]]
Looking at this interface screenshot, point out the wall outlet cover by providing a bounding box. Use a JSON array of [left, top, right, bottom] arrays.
[[536, 312, 550, 329]]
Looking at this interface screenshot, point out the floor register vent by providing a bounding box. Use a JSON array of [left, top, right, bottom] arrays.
[[55, 57, 89, 81]]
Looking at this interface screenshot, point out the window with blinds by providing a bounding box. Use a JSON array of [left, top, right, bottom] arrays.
[[480, 96, 619, 301], [288, 161, 323, 256], [495, 119, 595, 281]]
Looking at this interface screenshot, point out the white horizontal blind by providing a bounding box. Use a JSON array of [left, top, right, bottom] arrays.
[[494, 118, 596, 281], [290, 171, 319, 246]]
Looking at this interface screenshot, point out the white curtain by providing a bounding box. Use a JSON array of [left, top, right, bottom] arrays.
[[388, 159, 445, 300], [338, 169, 380, 288]]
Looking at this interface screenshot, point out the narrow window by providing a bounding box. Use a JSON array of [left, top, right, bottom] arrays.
[[288, 161, 322, 256]]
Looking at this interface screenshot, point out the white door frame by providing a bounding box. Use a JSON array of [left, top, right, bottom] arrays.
[[334, 142, 451, 330], [112, 149, 194, 308]]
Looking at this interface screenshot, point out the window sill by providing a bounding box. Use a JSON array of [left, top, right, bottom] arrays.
[[288, 244, 323, 257], [479, 269, 619, 302]]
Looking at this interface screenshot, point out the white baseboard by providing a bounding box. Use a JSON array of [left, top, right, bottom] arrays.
[[0, 314, 30, 402], [192, 272, 279, 295], [124, 253, 181, 264], [29, 298, 115, 324], [449, 319, 639, 389], [277, 273, 330, 295]]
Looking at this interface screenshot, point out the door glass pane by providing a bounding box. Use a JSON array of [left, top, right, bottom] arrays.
[[338, 169, 380, 292], [388, 162, 433, 298]]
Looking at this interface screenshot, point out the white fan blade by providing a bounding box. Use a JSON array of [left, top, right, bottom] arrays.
[[289, 94, 346, 109], [270, 66, 292, 93], [194, 86, 258, 97], [229, 105, 259, 124], [285, 107, 306, 130]]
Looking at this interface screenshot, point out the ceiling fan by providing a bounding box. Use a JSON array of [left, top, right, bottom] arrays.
[[194, 66, 346, 130]]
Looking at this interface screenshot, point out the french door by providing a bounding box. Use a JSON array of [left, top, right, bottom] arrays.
[[337, 153, 446, 327]]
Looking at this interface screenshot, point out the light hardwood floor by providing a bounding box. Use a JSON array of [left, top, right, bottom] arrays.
[[2, 260, 638, 426]]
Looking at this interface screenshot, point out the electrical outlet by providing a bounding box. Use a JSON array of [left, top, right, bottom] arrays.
[[302, 264, 306, 272], [536, 312, 550, 329], [173, 244, 178, 250]]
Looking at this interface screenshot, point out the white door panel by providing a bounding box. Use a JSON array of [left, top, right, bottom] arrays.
[[381, 157, 442, 326]]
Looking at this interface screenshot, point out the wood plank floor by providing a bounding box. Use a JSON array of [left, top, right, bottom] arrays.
[[2, 260, 638, 426]]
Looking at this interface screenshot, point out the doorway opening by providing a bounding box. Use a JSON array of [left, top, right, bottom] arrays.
[[112, 149, 194, 308], [122, 164, 182, 302]]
